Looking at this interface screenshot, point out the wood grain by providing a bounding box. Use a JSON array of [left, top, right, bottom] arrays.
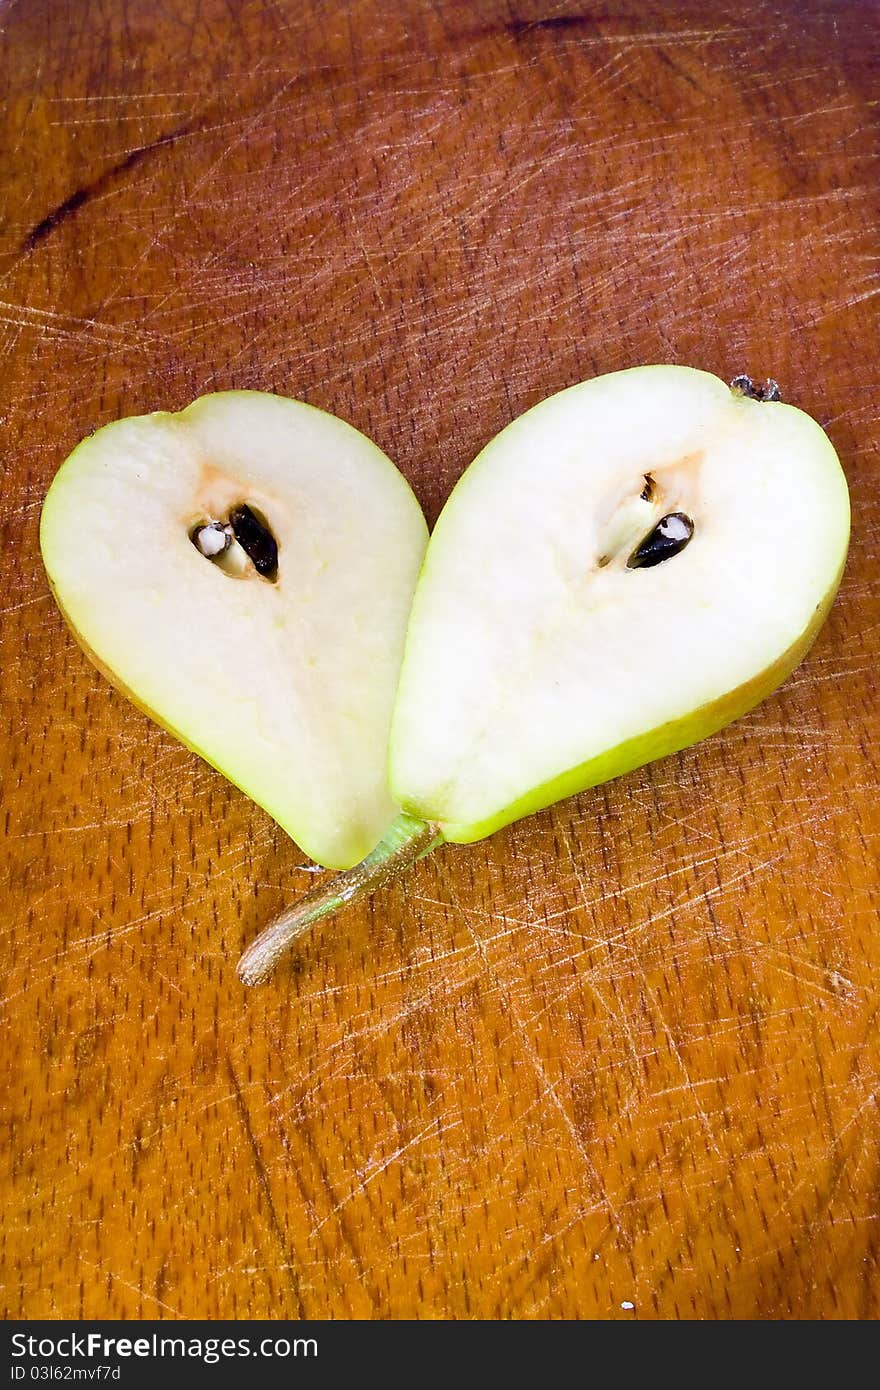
[[1, 0, 878, 1320]]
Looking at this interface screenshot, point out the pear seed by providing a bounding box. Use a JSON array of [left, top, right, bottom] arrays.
[[191, 521, 232, 558], [627, 512, 694, 570], [229, 504, 278, 581]]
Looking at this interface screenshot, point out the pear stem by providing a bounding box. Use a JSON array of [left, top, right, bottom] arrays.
[[237, 813, 443, 986]]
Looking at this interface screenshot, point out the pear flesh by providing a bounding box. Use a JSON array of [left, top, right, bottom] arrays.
[[40, 391, 428, 869], [389, 366, 850, 843]]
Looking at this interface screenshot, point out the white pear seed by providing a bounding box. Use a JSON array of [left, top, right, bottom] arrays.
[[192, 522, 232, 558]]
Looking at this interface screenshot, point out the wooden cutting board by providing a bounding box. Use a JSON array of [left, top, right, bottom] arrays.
[[2, 0, 878, 1321]]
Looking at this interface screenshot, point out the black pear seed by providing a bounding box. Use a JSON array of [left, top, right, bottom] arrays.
[[627, 512, 694, 570], [229, 504, 278, 580]]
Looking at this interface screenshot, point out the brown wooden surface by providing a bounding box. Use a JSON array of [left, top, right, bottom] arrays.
[[1, 0, 879, 1321]]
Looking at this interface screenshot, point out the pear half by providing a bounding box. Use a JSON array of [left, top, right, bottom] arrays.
[[239, 366, 849, 983], [40, 391, 428, 869], [389, 365, 849, 841]]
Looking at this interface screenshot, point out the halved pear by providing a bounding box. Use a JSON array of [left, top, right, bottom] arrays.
[[40, 391, 428, 869], [239, 366, 848, 983], [389, 364, 849, 841]]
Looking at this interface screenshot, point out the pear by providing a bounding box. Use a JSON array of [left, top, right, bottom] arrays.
[[390, 365, 849, 841], [40, 391, 428, 870], [239, 366, 849, 983]]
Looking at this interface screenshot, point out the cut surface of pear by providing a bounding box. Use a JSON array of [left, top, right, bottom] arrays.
[[389, 365, 850, 842], [40, 391, 428, 869]]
